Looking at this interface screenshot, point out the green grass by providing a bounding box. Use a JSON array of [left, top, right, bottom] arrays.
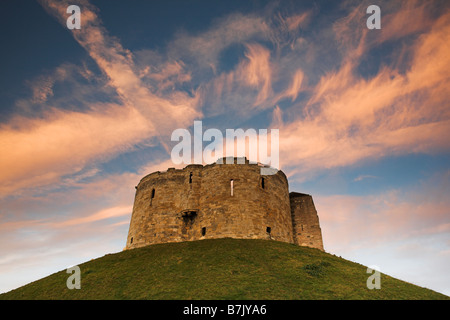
[[1, 238, 448, 300]]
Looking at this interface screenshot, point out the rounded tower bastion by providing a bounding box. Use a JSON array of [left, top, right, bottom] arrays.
[[126, 157, 324, 251]]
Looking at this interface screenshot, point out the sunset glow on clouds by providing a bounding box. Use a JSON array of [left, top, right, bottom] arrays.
[[0, 0, 449, 295]]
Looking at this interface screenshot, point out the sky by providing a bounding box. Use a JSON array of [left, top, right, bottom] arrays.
[[0, 0, 449, 296]]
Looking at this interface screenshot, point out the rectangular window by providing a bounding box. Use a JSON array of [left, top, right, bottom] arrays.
[[150, 188, 155, 206], [201, 227, 206, 236], [230, 179, 234, 196]]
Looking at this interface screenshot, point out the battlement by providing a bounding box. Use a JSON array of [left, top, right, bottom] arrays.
[[126, 158, 324, 251]]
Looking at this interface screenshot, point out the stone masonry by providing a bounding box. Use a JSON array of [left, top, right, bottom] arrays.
[[125, 157, 324, 251], [290, 192, 324, 250]]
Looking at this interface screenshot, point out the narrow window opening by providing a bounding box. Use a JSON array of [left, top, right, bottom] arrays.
[[130, 237, 133, 244], [189, 172, 193, 184], [230, 179, 234, 196], [150, 188, 155, 206], [201, 227, 206, 236], [261, 177, 265, 189]]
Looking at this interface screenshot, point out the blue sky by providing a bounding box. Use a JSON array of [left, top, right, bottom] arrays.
[[1, 0, 449, 296]]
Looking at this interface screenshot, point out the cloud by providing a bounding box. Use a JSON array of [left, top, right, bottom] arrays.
[[8, 0, 446, 194], [318, 185, 450, 253], [315, 169, 450, 295], [1, 0, 450, 296], [0, 153, 183, 293], [167, 12, 270, 73], [353, 175, 378, 182], [0, 105, 151, 196], [44, 0, 202, 132], [20, 0, 448, 196], [198, 42, 276, 118], [276, 6, 450, 179], [0, 170, 137, 292], [30, 75, 55, 104], [0, 201, 131, 293], [158, 7, 313, 119], [50, 205, 132, 227], [142, 60, 192, 92], [0, 205, 132, 232], [285, 12, 310, 31], [375, 0, 435, 45], [0, 0, 205, 196], [238, 43, 273, 106]]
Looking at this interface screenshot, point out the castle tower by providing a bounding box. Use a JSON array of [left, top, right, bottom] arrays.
[[125, 158, 324, 251], [290, 192, 324, 251]]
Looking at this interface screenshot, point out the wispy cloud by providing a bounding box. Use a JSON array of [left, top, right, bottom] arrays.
[[353, 175, 378, 182], [167, 12, 270, 73], [0, 0, 205, 197], [276, 5, 450, 180], [0, 105, 150, 195], [51, 205, 132, 227], [315, 168, 450, 294], [318, 171, 450, 251], [1, 0, 449, 296], [9, 0, 443, 196]]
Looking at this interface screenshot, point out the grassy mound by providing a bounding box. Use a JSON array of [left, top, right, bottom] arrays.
[[1, 238, 447, 300]]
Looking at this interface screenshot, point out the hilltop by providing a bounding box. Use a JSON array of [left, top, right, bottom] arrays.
[[1, 238, 447, 300]]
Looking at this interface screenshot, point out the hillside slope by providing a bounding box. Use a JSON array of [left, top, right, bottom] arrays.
[[1, 238, 447, 300]]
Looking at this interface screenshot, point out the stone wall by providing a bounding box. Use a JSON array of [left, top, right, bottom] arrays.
[[290, 192, 324, 251], [126, 158, 324, 251]]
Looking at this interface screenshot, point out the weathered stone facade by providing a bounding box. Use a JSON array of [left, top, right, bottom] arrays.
[[290, 193, 324, 251], [126, 157, 324, 251]]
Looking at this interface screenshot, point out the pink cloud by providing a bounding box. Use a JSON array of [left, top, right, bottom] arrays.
[[0, 205, 132, 231], [275, 9, 450, 177], [0, 0, 204, 196], [284, 69, 305, 102], [285, 12, 310, 31], [376, 0, 435, 44], [50, 205, 132, 227], [167, 12, 270, 70], [318, 188, 450, 254], [0, 105, 151, 195], [238, 43, 273, 106]]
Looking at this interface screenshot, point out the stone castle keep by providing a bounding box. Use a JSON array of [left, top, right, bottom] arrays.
[[126, 157, 324, 251]]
